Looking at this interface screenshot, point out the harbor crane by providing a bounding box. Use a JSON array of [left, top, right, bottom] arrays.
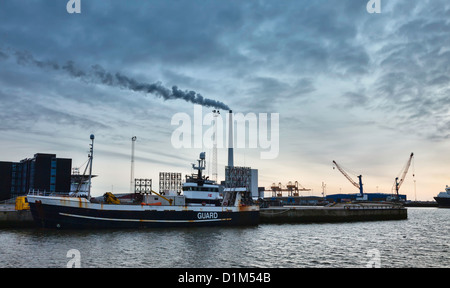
[[393, 152, 414, 200], [332, 160, 364, 195], [270, 181, 311, 197]]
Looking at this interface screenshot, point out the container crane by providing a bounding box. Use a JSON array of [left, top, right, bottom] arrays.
[[393, 152, 414, 200], [270, 181, 311, 197], [332, 160, 364, 195]]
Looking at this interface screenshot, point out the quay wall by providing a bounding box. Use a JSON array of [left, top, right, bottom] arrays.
[[1, 205, 408, 228], [0, 207, 34, 228], [260, 206, 407, 224]]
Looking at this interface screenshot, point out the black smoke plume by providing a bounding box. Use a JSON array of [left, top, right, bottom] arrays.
[[3, 48, 230, 110]]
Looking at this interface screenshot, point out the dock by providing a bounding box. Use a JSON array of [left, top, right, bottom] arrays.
[[260, 203, 407, 224], [0, 205, 34, 228], [1, 202, 408, 228]]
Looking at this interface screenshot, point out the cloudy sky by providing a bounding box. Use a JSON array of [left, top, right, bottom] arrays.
[[1, 0, 449, 200]]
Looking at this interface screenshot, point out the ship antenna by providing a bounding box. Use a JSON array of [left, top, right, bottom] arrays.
[[88, 134, 95, 200], [192, 152, 206, 180], [130, 136, 137, 193], [212, 110, 220, 182]]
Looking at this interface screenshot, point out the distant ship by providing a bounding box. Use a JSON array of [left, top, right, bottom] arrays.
[[434, 186, 450, 208], [26, 135, 259, 229]]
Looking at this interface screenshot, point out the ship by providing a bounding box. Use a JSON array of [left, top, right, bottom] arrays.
[[27, 134, 259, 229], [434, 185, 450, 208]]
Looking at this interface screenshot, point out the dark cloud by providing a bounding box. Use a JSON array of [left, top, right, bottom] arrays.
[[343, 90, 369, 108], [0, 90, 110, 133], [0, 50, 8, 60], [338, 1, 450, 140], [2, 0, 448, 125], [241, 76, 315, 111]]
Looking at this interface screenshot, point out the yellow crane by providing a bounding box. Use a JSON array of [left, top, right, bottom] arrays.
[[151, 190, 173, 205]]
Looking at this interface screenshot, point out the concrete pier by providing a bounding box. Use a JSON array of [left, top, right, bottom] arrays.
[[0, 205, 34, 228], [260, 203, 407, 224]]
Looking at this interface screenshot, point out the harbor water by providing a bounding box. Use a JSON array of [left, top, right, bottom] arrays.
[[0, 208, 448, 268]]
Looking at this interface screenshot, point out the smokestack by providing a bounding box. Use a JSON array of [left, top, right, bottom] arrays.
[[228, 110, 234, 167]]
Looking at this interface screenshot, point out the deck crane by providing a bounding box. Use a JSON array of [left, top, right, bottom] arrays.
[[393, 152, 414, 201], [332, 160, 364, 196]]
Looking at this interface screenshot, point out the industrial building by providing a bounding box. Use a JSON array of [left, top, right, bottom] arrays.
[[224, 166, 261, 199], [325, 193, 407, 203], [0, 153, 72, 201]]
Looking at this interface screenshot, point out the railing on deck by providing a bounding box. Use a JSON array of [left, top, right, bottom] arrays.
[[343, 204, 403, 210], [27, 189, 71, 197], [0, 198, 16, 205]]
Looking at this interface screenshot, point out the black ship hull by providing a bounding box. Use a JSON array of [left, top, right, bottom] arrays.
[[28, 195, 259, 229], [434, 197, 450, 208]]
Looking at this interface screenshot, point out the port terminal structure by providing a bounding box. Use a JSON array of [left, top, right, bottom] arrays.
[[259, 179, 407, 223], [268, 181, 311, 197]]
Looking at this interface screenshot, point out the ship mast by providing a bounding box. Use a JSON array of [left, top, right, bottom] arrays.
[[87, 134, 95, 200], [212, 110, 220, 182], [192, 152, 206, 183], [130, 136, 137, 193]]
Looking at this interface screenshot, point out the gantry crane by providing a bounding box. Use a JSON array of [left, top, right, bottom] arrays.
[[332, 160, 364, 195], [393, 152, 414, 200], [270, 181, 311, 197]]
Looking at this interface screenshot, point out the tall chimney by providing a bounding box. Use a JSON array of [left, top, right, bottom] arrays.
[[227, 110, 234, 167]]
